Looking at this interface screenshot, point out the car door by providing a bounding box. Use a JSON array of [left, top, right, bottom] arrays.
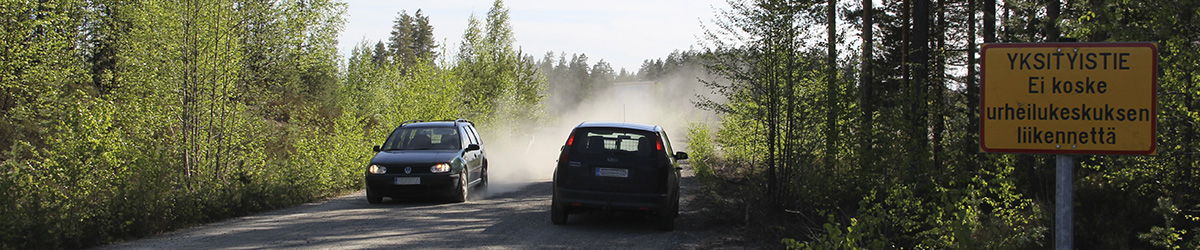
[[460, 125, 483, 183], [659, 130, 681, 196]]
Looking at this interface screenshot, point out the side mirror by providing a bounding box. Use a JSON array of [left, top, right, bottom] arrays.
[[373, 145, 381, 152], [466, 144, 481, 151], [674, 151, 689, 160]]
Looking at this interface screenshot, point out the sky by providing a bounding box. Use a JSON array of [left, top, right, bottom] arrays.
[[337, 0, 728, 72]]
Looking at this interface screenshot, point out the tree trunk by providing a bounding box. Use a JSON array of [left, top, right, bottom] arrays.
[[932, 0, 945, 168], [1189, 72, 1196, 187], [984, 0, 995, 43], [1087, 0, 1109, 41], [826, 0, 838, 169], [900, 0, 911, 182], [902, 0, 911, 99], [766, 46, 780, 206], [909, 0, 931, 179], [1046, 0, 1059, 41], [784, 23, 798, 206], [968, 0, 980, 168], [859, 0, 874, 169]]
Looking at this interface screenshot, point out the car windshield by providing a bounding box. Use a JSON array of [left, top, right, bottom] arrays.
[[381, 127, 461, 150], [570, 128, 655, 157]]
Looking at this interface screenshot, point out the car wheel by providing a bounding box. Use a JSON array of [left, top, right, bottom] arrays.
[[551, 201, 568, 225], [474, 166, 489, 195], [452, 174, 468, 203], [671, 192, 680, 218], [366, 189, 383, 204], [479, 166, 488, 187], [657, 198, 678, 231]]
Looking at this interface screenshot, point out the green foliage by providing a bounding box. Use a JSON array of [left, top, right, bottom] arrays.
[[387, 9, 438, 67], [0, 0, 534, 248], [695, 0, 1200, 248], [455, 0, 546, 139], [687, 123, 716, 179], [1064, 0, 1200, 248], [0, 0, 89, 152], [1138, 197, 1191, 249], [702, 0, 854, 212], [783, 192, 890, 250], [0, 0, 95, 247], [341, 41, 463, 123], [0, 0, 372, 248]]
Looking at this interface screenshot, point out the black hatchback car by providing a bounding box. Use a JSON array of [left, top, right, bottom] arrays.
[[365, 119, 487, 203], [551, 122, 688, 231]]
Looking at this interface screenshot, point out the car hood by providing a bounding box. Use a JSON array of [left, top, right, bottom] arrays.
[[371, 150, 459, 165]]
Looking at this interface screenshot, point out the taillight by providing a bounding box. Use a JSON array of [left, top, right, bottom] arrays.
[[561, 129, 576, 162], [655, 135, 663, 151]]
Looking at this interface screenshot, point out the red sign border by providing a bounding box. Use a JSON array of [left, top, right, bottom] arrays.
[[980, 42, 1158, 155]]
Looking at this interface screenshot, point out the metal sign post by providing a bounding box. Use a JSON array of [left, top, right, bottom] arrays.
[[1055, 154, 1074, 250]]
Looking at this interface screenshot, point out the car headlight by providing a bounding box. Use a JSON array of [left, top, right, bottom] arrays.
[[430, 163, 451, 173], [368, 164, 386, 174]]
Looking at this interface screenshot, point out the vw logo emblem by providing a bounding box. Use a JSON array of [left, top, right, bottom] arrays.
[[404, 167, 412, 174]]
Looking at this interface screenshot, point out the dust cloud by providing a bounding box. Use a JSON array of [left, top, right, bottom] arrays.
[[480, 71, 722, 196]]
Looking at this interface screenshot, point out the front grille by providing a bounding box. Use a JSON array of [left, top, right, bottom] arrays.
[[384, 164, 433, 174]]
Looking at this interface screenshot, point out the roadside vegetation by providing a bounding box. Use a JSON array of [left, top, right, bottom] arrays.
[[683, 0, 1200, 248], [0, 0, 542, 249]]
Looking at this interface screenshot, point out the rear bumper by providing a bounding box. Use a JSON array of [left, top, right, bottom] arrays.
[[555, 187, 669, 212], [365, 173, 460, 197]]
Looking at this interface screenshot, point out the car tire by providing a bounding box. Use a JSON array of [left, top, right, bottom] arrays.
[[551, 201, 568, 225], [657, 198, 678, 231], [452, 174, 468, 203], [479, 165, 488, 187], [473, 166, 489, 195], [366, 189, 383, 204], [671, 192, 680, 218]]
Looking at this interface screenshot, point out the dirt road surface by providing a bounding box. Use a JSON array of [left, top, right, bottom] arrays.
[[95, 162, 744, 249]]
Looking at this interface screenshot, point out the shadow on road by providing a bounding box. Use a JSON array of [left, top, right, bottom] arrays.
[[98, 166, 729, 249]]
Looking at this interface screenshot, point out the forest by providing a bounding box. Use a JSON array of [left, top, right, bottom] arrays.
[[0, 0, 549, 248], [681, 0, 1200, 249], [1, 0, 1197, 249]]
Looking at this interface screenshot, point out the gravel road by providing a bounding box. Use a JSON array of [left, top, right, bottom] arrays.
[[95, 162, 741, 249]]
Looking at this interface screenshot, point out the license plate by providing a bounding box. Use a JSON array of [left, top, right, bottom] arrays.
[[394, 177, 420, 185], [595, 167, 629, 178]]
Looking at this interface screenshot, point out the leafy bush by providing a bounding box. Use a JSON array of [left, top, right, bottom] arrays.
[[687, 122, 716, 179]]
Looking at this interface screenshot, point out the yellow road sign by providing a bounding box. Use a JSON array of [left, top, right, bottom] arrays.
[[980, 43, 1157, 155]]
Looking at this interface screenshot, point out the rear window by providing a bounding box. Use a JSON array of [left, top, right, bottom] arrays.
[[570, 128, 657, 156], [382, 127, 461, 150]]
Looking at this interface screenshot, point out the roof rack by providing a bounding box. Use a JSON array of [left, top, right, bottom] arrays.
[[402, 119, 472, 126]]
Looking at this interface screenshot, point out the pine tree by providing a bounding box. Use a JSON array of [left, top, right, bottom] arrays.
[[389, 9, 438, 68]]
